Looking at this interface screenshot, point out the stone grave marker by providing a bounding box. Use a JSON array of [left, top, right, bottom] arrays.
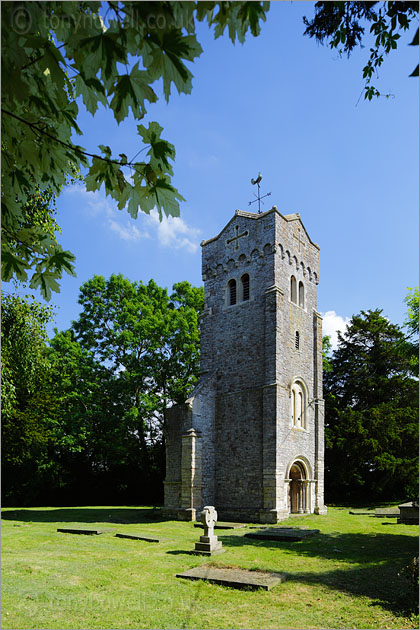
[[194, 521, 247, 530], [115, 533, 162, 543], [245, 527, 319, 542], [374, 507, 400, 518], [57, 528, 104, 536], [176, 565, 286, 591], [192, 506, 224, 555], [398, 502, 419, 524]]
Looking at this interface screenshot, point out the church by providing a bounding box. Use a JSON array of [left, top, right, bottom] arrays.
[[163, 205, 327, 523]]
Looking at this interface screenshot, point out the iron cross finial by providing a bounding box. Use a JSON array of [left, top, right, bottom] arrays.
[[248, 172, 271, 214]]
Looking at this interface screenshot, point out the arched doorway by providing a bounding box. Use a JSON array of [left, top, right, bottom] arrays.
[[289, 461, 307, 513]]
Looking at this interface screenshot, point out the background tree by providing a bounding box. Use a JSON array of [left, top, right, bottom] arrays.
[[1, 292, 56, 504], [46, 275, 202, 505], [2, 1, 269, 298], [2, 276, 203, 506], [303, 1, 419, 100], [403, 286, 419, 374], [324, 308, 419, 503]]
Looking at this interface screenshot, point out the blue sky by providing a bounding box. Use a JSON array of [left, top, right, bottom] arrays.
[[13, 2, 419, 346]]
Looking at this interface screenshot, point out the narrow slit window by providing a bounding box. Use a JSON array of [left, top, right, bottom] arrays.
[[291, 275, 297, 303], [228, 279, 237, 305], [299, 281, 305, 308], [291, 389, 296, 425], [295, 331, 300, 349], [241, 274, 250, 301]]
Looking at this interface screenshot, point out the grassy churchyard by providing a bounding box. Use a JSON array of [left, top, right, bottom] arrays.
[[1, 505, 418, 630]]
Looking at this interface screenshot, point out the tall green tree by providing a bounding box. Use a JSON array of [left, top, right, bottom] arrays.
[[303, 1, 419, 100], [44, 275, 204, 504], [72, 274, 203, 431], [1, 292, 56, 504], [324, 308, 418, 502], [2, 1, 269, 298]]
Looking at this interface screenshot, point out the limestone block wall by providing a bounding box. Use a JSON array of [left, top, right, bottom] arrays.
[[214, 387, 263, 510]]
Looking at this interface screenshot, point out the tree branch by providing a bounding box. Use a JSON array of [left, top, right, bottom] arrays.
[[1, 108, 146, 171]]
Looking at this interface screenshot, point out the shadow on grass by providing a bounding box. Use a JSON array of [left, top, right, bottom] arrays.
[[1, 507, 167, 524], [219, 530, 418, 617]]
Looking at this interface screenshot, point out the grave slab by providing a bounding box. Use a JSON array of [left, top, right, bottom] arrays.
[[115, 533, 161, 542], [349, 510, 374, 516], [194, 522, 247, 529], [398, 502, 419, 524], [57, 528, 103, 535], [245, 527, 319, 542], [176, 565, 286, 590], [375, 508, 400, 518]]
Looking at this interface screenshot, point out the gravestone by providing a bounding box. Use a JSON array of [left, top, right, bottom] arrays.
[[192, 506, 224, 555], [375, 507, 400, 518], [194, 521, 246, 530], [176, 565, 286, 591], [115, 533, 162, 542], [245, 527, 319, 542], [398, 502, 419, 524], [57, 528, 104, 535]]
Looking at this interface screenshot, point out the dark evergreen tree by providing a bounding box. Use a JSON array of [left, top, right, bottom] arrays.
[[324, 309, 419, 502]]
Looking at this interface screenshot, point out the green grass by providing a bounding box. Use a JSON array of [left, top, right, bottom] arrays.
[[1, 505, 418, 629]]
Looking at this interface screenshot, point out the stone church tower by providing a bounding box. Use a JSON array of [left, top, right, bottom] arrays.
[[163, 206, 327, 523]]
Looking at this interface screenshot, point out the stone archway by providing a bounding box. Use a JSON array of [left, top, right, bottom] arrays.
[[288, 461, 307, 514]]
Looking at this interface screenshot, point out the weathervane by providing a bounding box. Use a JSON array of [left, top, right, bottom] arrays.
[[248, 172, 271, 214]]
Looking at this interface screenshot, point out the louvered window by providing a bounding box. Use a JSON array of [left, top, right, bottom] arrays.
[[241, 274, 250, 301], [228, 279, 236, 305]]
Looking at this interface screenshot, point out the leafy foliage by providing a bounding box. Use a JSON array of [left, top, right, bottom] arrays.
[[324, 308, 419, 502], [1, 292, 56, 503], [403, 286, 419, 374], [303, 1, 419, 100], [322, 334, 333, 373], [1, 1, 269, 299], [2, 276, 203, 506]]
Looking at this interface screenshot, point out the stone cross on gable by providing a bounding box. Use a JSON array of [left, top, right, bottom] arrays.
[[293, 228, 305, 253], [226, 225, 248, 250]]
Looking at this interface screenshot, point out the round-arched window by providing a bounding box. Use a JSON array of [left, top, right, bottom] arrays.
[[290, 275, 297, 303], [241, 274, 250, 301], [228, 279, 236, 305], [290, 380, 307, 429]]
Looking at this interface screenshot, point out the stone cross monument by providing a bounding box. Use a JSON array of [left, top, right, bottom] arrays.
[[163, 205, 327, 523], [193, 506, 224, 555]]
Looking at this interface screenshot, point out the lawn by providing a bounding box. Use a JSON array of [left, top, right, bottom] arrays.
[[1, 505, 418, 629]]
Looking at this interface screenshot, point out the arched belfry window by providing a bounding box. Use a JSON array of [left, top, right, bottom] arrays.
[[299, 281, 305, 308], [228, 279, 237, 306], [241, 274, 250, 301], [290, 276, 297, 303], [291, 380, 307, 429]]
